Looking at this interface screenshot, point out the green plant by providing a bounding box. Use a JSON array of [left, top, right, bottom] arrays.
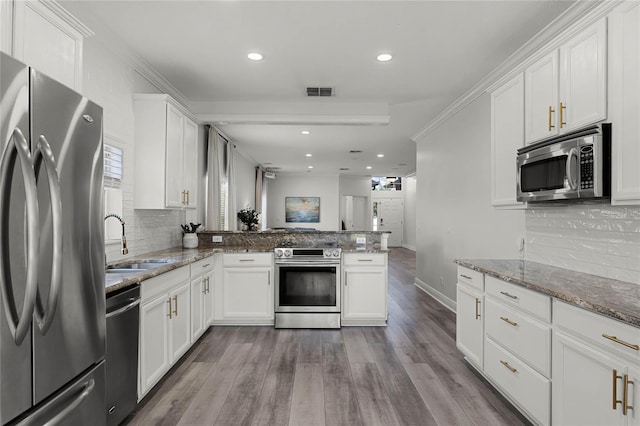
[[237, 207, 260, 231]]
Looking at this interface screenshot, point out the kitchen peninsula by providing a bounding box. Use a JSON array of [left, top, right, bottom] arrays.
[[105, 230, 390, 400]]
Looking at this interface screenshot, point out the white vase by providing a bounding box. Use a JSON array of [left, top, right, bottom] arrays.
[[183, 233, 198, 249]]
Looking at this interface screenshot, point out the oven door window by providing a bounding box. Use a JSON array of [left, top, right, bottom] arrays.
[[279, 266, 337, 307], [521, 155, 567, 192]]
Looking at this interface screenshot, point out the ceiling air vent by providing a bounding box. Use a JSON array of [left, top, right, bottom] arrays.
[[339, 168, 350, 171], [306, 87, 334, 97], [349, 150, 363, 154]]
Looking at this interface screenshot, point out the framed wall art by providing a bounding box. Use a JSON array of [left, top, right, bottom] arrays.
[[285, 197, 320, 223]]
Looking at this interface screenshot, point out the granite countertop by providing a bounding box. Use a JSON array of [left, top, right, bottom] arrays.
[[106, 245, 388, 294], [455, 259, 640, 328]]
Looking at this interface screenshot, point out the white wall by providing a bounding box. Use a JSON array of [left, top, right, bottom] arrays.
[[415, 93, 525, 305], [266, 174, 339, 230], [403, 174, 417, 250]]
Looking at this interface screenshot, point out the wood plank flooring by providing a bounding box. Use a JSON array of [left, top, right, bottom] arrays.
[[126, 248, 530, 426]]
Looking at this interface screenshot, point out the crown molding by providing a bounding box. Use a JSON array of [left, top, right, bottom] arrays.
[[73, 6, 193, 113], [198, 113, 390, 126], [411, 0, 619, 143]]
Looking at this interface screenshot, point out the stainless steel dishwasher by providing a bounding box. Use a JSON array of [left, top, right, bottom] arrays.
[[106, 284, 140, 426]]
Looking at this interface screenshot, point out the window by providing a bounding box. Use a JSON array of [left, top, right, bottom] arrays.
[[104, 143, 123, 242], [372, 176, 402, 191], [219, 180, 228, 230]]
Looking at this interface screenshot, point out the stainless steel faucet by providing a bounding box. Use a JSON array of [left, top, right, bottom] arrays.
[[105, 213, 129, 255]]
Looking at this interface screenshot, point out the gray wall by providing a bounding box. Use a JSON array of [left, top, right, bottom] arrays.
[[415, 93, 525, 305]]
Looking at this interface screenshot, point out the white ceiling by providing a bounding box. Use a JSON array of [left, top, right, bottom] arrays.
[[61, 0, 574, 177]]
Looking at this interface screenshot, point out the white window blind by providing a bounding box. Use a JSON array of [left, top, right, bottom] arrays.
[[220, 180, 228, 230], [104, 144, 123, 189]]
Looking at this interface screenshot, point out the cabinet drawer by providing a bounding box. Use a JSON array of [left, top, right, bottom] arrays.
[[457, 266, 484, 291], [141, 265, 190, 302], [485, 276, 551, 322], [554, 300, 640, 363], [223, 253, 272, 267], [342, 252, 387, 267], [191, 255, 214, 278], [485, 338, 551, 426], [485, 298, 551, 377]]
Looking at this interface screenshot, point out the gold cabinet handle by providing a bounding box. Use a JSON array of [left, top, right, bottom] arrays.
[[202, 277, 207, 295], [614, 370, 624, 410], [240, 259, 255, 262], [548, 105, 555, 131], [460, 274, 472, 280], [500, 316, 518, 327], [624, 374, 634, 416], [500, 360, 517, 373], [181, 190, 187, 205], [475, 298, 481, 320], [602, 334, 639, 351], [172, 295, 178, 316], [559, 102, 566, 128], [499, 291, 518, 300], [206, 277, 210, 293], [357, 259, 373, 262], [167, 298, 172, 319], [186, 190, 190, 205]]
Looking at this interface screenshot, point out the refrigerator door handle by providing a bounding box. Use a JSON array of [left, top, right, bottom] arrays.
[[33, 135, 63, 335], [0, 127, 40, 345], [16, 378, 96, 426]]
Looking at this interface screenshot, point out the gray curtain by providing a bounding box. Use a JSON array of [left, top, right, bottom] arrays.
[[226, 141, 237, 230], [205, 126, 222, 230]]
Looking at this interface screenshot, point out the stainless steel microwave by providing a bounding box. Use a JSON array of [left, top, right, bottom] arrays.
[[516, 124, 611, 202]]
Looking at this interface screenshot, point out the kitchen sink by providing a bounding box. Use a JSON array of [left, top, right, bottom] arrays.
[[106, 260, 175, 274]]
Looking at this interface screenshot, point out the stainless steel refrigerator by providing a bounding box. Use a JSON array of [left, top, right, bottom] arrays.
[[0, 52, 105, 425]]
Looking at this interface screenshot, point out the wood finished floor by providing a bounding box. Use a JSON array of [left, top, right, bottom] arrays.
[[126, 248, 530, 426]]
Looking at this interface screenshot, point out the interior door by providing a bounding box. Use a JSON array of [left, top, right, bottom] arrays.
[[374, 198, 403, 247], [30, 70, 105, 404]]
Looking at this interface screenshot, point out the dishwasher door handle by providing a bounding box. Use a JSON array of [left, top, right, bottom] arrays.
[[106, 298, 141, 319]]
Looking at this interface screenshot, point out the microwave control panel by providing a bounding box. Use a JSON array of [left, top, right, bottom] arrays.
[[580, 146, 594, 189]]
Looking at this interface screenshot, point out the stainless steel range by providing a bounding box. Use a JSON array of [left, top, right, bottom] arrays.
[[274, 247, 341, 329]]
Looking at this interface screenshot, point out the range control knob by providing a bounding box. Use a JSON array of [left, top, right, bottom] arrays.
[[283, 249, 292, 258], [332, 249, 340, 258], [275, 249, 283, 258]]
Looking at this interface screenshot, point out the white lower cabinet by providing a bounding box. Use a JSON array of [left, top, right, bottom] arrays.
[[190, 257, 214, 343], [553, 300, 640, 426], [138, 266, 191, 400], [456, 281, 484, 368], [342, 253, 388, 326], [221, 253, 274, 325]]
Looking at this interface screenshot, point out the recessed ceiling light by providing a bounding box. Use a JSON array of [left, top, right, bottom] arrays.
[[301, 130, 310, 135], [247, 52, 263, 61], [377, 154, 384, 158], [377, 53, 392, 62], [308, 165, 314, 169], [366, 166, 372, 170], [306, 153, 312, 157]]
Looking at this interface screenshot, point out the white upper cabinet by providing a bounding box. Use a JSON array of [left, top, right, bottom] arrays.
[[133, 94, 198, 210], [609, 2, 640, 205], [525, 52, 559, 142], [491, 73, 525, 208], [8, 0, 92, 91], [525, 19, 607, 144]]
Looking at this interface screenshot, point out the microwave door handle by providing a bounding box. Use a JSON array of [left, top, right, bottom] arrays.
[[566, 148, 579, 190]]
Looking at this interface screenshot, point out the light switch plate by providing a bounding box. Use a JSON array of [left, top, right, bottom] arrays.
[[212, 235, 223, 243], [356, 237, 366, 245]]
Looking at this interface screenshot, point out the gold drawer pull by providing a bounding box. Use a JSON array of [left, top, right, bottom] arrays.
[[500, 316, 518, 327], [358, 259, 373, 262], [475, 298, 481, 320], [500, 360, 517, 373], [602, 334, 639, 351], [202, 263, 210, 268], [624, 374, 634, 416], [460, 274, 472, 280], [500, 291, 518, 300], [240, 259, 255, 262]]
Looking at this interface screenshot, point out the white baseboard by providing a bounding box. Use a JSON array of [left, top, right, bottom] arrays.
[[401, 243, 416, 251], [414, 277, 456, 313]]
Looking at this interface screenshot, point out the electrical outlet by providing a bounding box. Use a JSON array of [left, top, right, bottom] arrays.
[[212, 235, 223, 243], [356, 237, 366, 245]]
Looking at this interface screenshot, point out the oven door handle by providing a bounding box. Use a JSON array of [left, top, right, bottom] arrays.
[[566, 148, 579, 190]]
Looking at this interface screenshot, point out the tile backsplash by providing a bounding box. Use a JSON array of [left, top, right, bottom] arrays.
[[525, 204, 640, 285]]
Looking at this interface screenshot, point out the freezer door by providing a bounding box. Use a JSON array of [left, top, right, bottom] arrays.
[[15, 361, 106, 426], [29, 70, 105, 405], [0, 52, 35, 425]]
